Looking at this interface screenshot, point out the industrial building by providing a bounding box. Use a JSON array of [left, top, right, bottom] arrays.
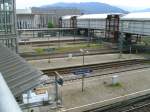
[[16, 8, 81, 29], [31, 7, 81, 27], [16, 9, 55, 29], [0, 0, 17, 52]]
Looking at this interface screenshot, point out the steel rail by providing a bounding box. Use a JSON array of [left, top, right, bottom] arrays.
[[42, 59, 150, 75]]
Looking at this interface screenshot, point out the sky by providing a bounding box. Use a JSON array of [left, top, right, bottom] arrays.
[[16, 0, 150, 11]]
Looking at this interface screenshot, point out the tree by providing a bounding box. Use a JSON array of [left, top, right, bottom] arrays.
[[48, 21, 54, 28]]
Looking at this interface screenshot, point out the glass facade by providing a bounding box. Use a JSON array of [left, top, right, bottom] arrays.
[[0, 0, 17, 52]]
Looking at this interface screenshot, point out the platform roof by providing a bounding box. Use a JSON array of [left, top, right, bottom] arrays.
[[77, 14, 108, 20], [121, 12, 150, 20], [0, 43, 43, 96], [17, 28, 75, 31], [62, 15, 80, 20]]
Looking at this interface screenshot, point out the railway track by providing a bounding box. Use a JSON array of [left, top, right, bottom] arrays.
[[19, 38, 86, 45], [28, 41, 88, 47], [20, 49, 119, 60], [42, 59, 150, 76], [123, 103, 150, 112], [84, 94, 150, 112]]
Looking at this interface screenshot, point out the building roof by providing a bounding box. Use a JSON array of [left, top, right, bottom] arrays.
[[121, 12, 150, 20], [62, 15, 80, 20], [0, 44, 43, 96], [16, 9, 55, 15], [77, 14, 108, 20], [16, 9, 32, 14]]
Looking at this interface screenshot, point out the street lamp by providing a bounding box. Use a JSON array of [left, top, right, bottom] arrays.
[[80, 49, 89, 65]]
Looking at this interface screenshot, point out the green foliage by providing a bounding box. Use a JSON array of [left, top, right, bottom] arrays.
[[48, 21, 54, 28], [142, 37, 150, 45], [35, 48, 44, 54], [109, 83, 122, 88], [55, 43, 103, 53]]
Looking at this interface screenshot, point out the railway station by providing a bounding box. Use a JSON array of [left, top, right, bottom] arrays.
[[0, 0, 150, 112]]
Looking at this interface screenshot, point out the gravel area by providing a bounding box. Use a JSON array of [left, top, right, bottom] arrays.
[[58, 68, 150, 111], [23, 68, 150, 112]]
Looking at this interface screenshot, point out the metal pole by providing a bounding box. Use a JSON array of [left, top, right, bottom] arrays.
[[83, 52, 85, 65], [48, 32, 50, 63], [82, 75, 84, 92], [130, 45, 132, 54], [74, 29, 76, 42], [55, 74, 58, 105], [87, 19, 90, 47], [58, 31, 60, 48], [60, 86, 63, 106], [0, 73, 22, 112]]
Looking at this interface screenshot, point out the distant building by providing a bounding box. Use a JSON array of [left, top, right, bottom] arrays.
[[16, 7, 81, 29], [16, 9, 55, 29], [32, 7, 81, 27], [0, 0, 18, 52]]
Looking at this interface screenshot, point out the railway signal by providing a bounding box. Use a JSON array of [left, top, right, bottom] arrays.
[[54, 71, 64, 106]]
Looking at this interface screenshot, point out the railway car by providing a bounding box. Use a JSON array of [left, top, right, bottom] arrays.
[[59, 15, 79, 28]]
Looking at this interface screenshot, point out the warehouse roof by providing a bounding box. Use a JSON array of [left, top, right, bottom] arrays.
[[121, 12, 150, 20], [0, 44, 43, 96], [77, 14, 108, 19]]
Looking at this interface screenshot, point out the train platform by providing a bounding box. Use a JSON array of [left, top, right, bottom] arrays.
[[23, 67, 150, 112], [19, 36, 84, 43], [28, 53, 145, 70]]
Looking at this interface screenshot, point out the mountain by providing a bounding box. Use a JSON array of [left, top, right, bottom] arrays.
[[133, 8, 150, 12], [139, 8, 150, 12], [40, 2, 128, 14]]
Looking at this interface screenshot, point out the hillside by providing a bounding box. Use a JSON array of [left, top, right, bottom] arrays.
[[40, 2, 128, 14]]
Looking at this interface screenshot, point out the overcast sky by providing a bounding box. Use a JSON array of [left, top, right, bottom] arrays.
[[16, 0, 150, 11]]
